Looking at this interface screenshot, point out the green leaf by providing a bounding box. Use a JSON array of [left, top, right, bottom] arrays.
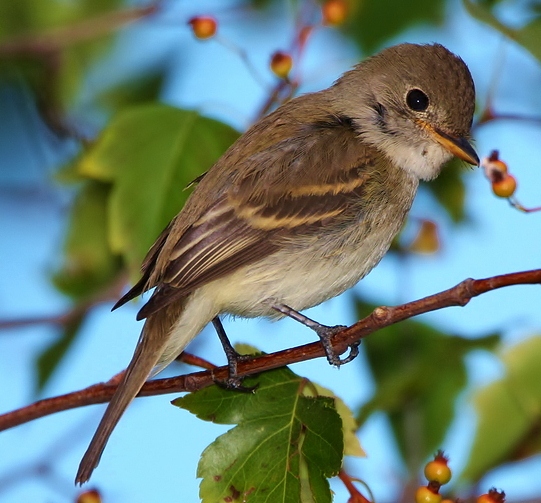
[[174, 366, 343, 503], [35, 312, 85, 390], [343, 0, 447, 53], [355, 299, 500, 470], [461, 335, 541, 483], [0, 0, 119, 40], [0, 0, 123, 112], [246, 0, 278, 8], [314, 383, 365, 458], [76, 104, 239, 277], [96, 70, 166, 111], [463, 0, 541, 63], [52, 181, 121, 298]]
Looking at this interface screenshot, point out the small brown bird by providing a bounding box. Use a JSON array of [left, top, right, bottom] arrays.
[[76, 42, 478, 483]]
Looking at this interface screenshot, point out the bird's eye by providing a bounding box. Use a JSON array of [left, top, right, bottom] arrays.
[[406, 89, 429, 111]]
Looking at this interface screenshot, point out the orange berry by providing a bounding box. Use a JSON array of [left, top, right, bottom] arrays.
[[77, 489, 102, 503], [490, 159, 508, 175], [270, 51, 293, 78], [492, 174, 517, 198], [424, 459, 452, 485], [322, 0, 349, 26], [415, 486, 442, 503], [477, 488, 506, 503], [188, 16, 217, 39], [482, 151, 510, 185]]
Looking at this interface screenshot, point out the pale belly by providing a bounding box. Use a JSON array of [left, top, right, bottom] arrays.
[[203, 216, 400, 319], [158, 170, 417, 367]]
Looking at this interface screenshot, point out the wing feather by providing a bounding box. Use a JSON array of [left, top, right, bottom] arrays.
[[130, 106, 380, 320]]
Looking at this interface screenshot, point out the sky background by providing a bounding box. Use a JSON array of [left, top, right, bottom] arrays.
[[1, 0, 541, 502]]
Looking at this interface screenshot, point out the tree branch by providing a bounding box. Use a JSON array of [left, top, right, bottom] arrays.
[[0, 4, 159, 57], [1, 269, 540, 432], [0, 273, 127, 332]]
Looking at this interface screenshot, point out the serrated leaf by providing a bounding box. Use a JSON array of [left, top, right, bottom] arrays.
[[343, 0, 446, 53], [314, 383, 365, 458], [76, 104, 239, 277], [355, 298, 500, 470], [52, 181, 121, 299], [193, 344, 363, 457], [461, 335, 541, 483], [174, 367, 343, 503]]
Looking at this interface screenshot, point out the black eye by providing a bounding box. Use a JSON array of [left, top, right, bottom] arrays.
[[406, 89, 429, 111]]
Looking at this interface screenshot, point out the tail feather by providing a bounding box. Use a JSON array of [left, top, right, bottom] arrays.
[[75, 302, 182, 485], [76, 289, 217, 484]]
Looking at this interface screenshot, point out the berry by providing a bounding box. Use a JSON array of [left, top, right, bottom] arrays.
[[77, 490, 102, 503], [490, 159, 508, 175], [270, 51, 293, 78], [477, 488, 506, 503], [482, 150, 509, 184], [492, 174, 517, 198], [415, 486, 442, 503], [322, 0, 349, 26], [188, 16, 217, 39], [424, 456, 452, 485]]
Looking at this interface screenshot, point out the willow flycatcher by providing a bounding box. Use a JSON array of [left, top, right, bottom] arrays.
[[76, 42, 478, 483]]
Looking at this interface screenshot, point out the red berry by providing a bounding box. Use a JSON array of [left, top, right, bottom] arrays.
[[424, 458, 452, 485], [492, 174, 517, 198], [188, 16, 217, 39], [322, 0, 349, 26], [415, 486, 442, 503], [270, 51, 293, 78]]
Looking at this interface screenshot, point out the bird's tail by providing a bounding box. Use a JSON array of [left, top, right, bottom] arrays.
[[75, 300, 186, 485]]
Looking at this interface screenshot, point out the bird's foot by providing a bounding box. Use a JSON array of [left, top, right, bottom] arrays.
[[313, 324, 360, 367], [272, 303, 360, 367], [212, 317, 257, 393]]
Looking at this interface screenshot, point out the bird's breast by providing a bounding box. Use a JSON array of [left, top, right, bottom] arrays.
[[206, 175, 417, 318]]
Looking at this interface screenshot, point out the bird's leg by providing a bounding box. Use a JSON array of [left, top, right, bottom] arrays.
[[271, 303, 359, 367], [211, 317, 256, 392]]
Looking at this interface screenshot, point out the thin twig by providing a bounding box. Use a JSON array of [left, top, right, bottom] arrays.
[[338, 469, 372, 503], [0, 4, 159, 57], [1, 269, 540, 432], [0, 273, 127, 333], [476, 110, 541, 128]]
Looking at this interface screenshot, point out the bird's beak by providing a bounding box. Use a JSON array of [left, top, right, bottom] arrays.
[[418, 120, 479, 166]]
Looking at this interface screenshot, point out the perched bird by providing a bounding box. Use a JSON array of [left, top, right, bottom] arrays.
[[76, 42, 478, 483]]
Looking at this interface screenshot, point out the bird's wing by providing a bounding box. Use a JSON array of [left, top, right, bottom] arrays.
[[119, 110, 379, 320]]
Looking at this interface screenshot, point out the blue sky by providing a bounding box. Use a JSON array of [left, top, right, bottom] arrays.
[[1, 1, 541, 502]]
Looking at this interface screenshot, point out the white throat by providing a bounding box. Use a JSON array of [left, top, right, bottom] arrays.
[[375, 135, 453, 181], [351, 108, 454, 181]]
